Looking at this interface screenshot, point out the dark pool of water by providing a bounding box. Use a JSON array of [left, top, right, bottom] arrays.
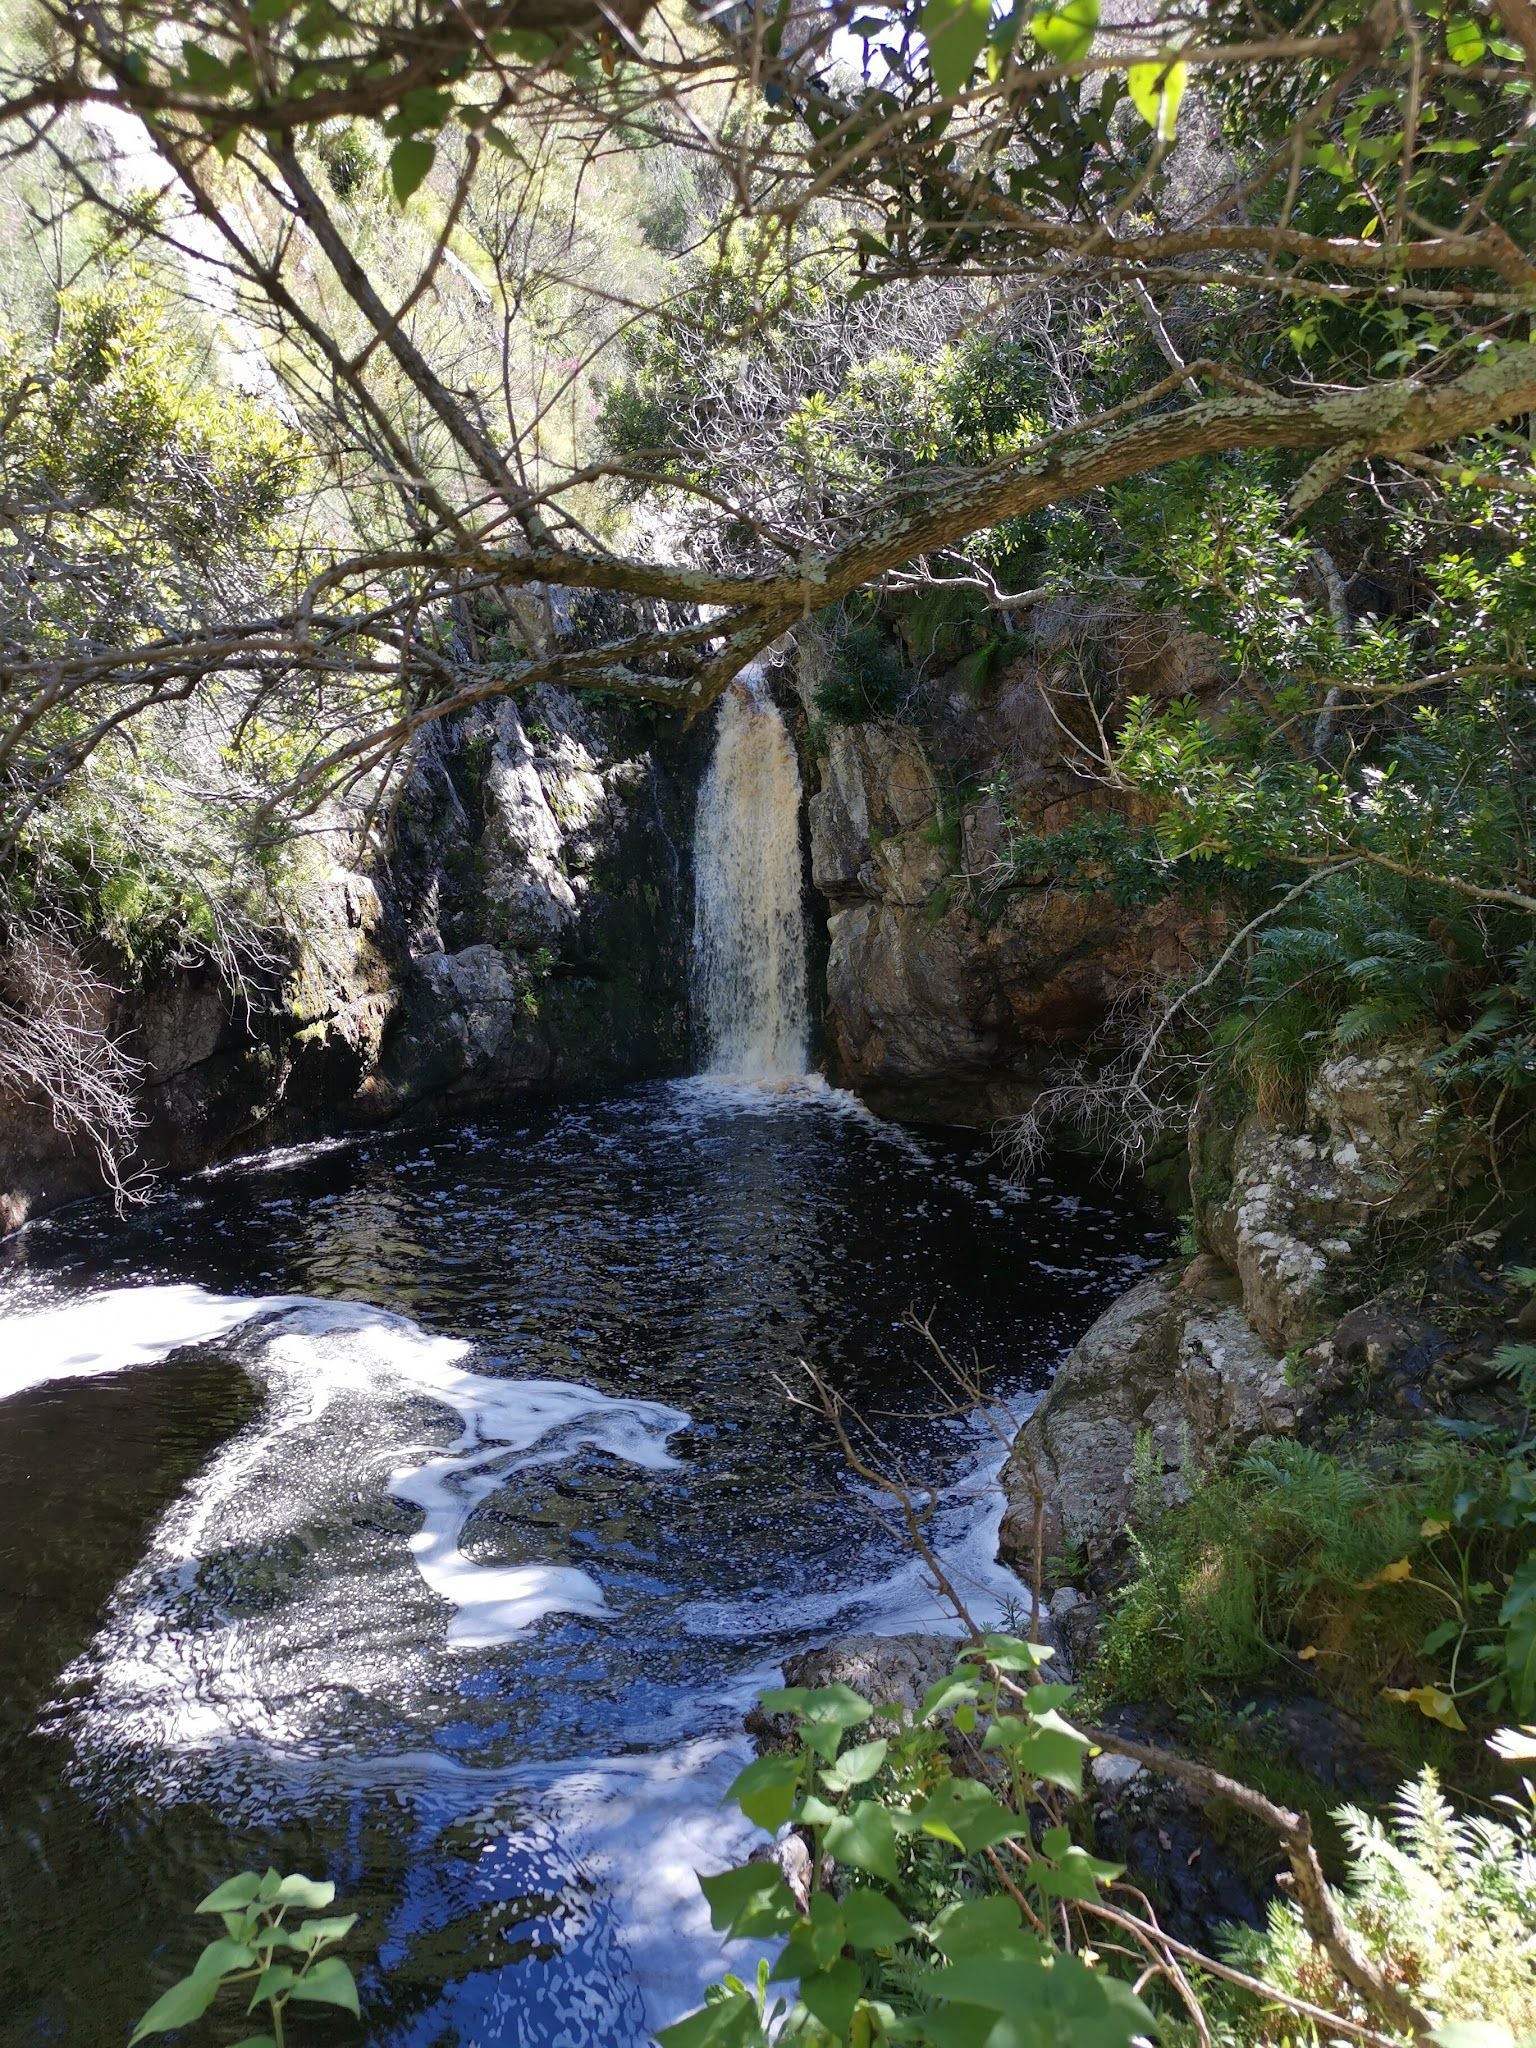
[[0, 1080, 1164, 2046]]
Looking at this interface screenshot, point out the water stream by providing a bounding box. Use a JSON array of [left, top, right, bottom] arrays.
[[0, 694, 1167, 2044], [692, 673, 810, 1081]]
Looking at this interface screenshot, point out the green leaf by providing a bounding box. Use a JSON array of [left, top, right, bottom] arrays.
[[1033, 1829, 1122, 1902], [656, 1990, 766, 2048], [180, 44, 231, 89], [821, 1737, 888, 1792], [389, 138, 436, 204], [699, 1863, 800, 1939], [1127, 56, 1188, 140], [129, 1972, 222, 2044], [918, 1675, 980, 1722], [760, 1682, 873, 1730], [247, 1965, 296, 2010], [930, 1895, 1040, 1960], [921, 1952, 1157, 2044], [1502, 1556, 1536, 1716], [981, 1709, 1088, 1794], [192, 1936, 258, 1979], [916, 1778, 1027, 1854], [274, 1873, 336, 1911], [290, 1955, 360, 2016], [198, 1872, 263, 1913], [290, 1913, 357, 1952], [727, 1753, 802, 1832], [1029, 0, 1098, 62], [965, 1634, 1054, 1673], [492, 26, 557, 60], [825, 1801, 901, 1883], [776, 1892, 848, 1977], [1443, 15, 1487, 63], [920, 0, 992, 96], [761, 1681, 872, 1761], [798, 1958, 864, 2036], [841, 1887, 915, 1950]]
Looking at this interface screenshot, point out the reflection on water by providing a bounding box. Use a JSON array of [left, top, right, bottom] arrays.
[[0, 1079, 1165, 2043]]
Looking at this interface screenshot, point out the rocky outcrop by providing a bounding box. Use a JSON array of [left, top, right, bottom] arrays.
[[364, 688, 698, 1112], [996, 1030, 1486, 1578], [0, 686, 701, 1228], [999, 1261, 1292, 1569], [802, 604, 1226, 1122], [1196, 1035, 1459, 1348]]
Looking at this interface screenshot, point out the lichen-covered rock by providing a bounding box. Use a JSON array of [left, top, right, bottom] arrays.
[[998, 1265, 1292, 1570], [1202, 1035, 1456, 1347]]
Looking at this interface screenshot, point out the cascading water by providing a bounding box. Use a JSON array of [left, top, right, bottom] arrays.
[[691, 668, 810, 1080]]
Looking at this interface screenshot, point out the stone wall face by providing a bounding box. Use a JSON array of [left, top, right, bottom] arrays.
[[800, 605, 1227, 1123], [0, 687, 702, 1228]]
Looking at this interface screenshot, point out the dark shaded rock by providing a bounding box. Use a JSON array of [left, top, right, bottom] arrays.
[[2, 686, 703, 1226], [746, 1632, 963, 1749]]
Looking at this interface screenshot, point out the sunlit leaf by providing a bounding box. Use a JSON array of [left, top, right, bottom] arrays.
[[1127, 56, 1188, 140], [920, 0, 992, 94], [1029, 0, 1098, 62], [1382, 1684, 1468, 1730]]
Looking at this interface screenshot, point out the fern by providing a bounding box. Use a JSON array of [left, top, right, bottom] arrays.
[[1220, 1769, 1536, 2041]]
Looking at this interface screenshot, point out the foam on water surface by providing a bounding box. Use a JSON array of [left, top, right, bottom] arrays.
[[0, 1085, 1165, 2041]]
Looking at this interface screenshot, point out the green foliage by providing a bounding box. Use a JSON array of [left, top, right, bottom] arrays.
[[130, 1868, 360, 2048], [1097, 1412, 1536, 1748], [659, 1641, 1161, 2048], [815, 620, 914, 725], [1218, 1771, 1536, 2043]]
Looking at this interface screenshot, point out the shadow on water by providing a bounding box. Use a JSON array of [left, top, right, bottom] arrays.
[[0, 1080, 1167, 2046]]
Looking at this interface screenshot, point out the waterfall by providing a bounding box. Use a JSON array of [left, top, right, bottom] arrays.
[[692, 670, 810, 1080]]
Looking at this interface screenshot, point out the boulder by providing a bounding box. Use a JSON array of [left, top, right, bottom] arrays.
[[746, 1632, 963, 1748], [999, 1267, 1293, 1571]]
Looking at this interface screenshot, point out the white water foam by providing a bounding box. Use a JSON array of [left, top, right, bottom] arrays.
[[0, 1282, 290, 1402], [692, 671, 811, 1081], [2, 1274, 1036, 2033], [1, 1288, 687, 1653]]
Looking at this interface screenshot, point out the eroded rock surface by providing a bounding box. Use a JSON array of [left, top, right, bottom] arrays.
[[803, 604, 1226, 1122], [1199, 1035, 1458, 1347], [999, 1263, 1292, 1569]]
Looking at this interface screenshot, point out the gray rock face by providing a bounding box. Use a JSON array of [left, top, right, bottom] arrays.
[[746, 1632, 963, 1747], [372, 688, 696, 1111], [1202, 1035, 1454, 1347], [999, 1265, 1292, 1570]]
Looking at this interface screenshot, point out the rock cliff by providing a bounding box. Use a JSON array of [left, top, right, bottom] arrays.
[[998, 1036, 1503, 1576], [0, 686, 701, 1229], [800, 603, 1226, 1123]]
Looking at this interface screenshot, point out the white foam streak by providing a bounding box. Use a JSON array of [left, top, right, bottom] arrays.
[[0, 1282, 290, 1402], [387, 1372, 686, 1647], [1, 1287, 687, 1649]]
